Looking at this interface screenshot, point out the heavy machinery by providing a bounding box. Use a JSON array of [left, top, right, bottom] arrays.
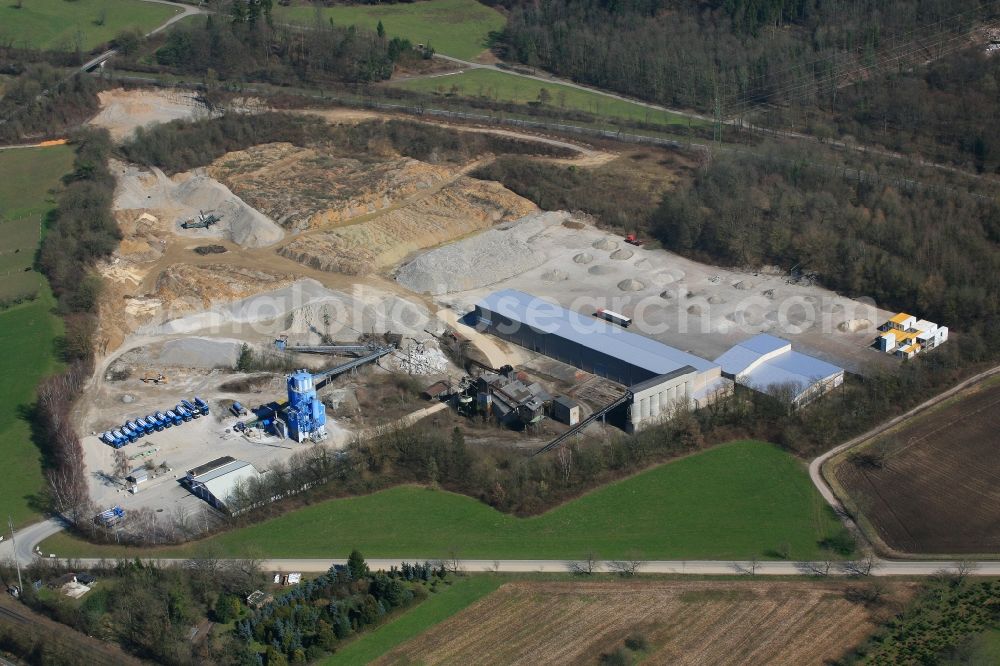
[[624, 232, 645, 246], [140, 373, 168, 384], [180, 210, 222, 230]]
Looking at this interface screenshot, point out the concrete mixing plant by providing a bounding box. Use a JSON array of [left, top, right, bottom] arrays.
[[285, 371, 327, 443]]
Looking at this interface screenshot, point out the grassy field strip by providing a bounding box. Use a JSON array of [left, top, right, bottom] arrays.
[[393, 68, 695, 127], [42, 441, 845, 560], [0, 146, 72, 526], [0, 0, 179, 51], [275, 0, 504, 61], [324, 576, 503, 666]]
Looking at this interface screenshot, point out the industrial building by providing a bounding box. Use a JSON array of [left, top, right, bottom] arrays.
[[184, 456, 265, 513], [876, 313, 948, 359], [715, 333, 844, 407], [472, 290, 730, 431], [284, 371, 327, 443], [475, 368, 551, 426]]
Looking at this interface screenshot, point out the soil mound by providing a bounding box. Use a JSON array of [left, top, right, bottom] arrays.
[[573, 252, 594, 264], [542, 269, 569, 282], [593, 238, 619, 251], [610, 248, 634, 260], [618, 278, 645, 291]]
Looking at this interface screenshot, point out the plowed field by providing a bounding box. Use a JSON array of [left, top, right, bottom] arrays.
[[375, 580, 908, 665], [834, 378, 1000, 554]]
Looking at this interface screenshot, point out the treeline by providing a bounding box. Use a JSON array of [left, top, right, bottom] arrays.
[[150, 10, 416, 85], [472, 157, 658, 229], [495, 0, 990, 113], [31, 130, 119, 519], [650, 148, 1000, 333], [0, 65, 100, 143], [120, 112, 574, 173], [238, 552, 448, 663]]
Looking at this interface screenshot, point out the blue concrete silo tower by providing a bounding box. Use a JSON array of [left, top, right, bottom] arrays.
[[285, 370, 327, 442]]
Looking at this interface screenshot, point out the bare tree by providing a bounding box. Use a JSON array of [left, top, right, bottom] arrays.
[[734, 558, 759, 575], [842, 553, 878, 577], [608, 558, 642, 577], [798, 560, 834, 576], [556, 446, 572, 483], [442, 550, 463, 575], [954, 559, 978, 584], [569, 552, 600, 575], [113, 449, 130, 481], [845, 580, 888, 606]]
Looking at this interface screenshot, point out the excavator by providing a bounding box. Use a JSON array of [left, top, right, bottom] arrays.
[[180, 210, 222, 230], [140, 373, 168, 385]]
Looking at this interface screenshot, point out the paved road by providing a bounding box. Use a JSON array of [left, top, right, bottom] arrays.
[[43, 557, 1000, 577]]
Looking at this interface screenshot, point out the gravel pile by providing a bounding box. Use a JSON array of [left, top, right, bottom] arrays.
[[395, 212, 566, 295], [114, 161, 284, 248]]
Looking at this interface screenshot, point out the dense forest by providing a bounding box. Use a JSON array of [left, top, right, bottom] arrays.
[[150, 9, 418, 85], [495, 0, 1000, 166], [650, 148, 1000, 332], [120, 112, 573, 173], [828, 47, 1000, 172], [497, 0, 991, 111]]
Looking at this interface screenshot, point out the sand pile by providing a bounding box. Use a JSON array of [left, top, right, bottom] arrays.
[[89, 89, 211, 142], [593, 238, 619, 251], [588, 265, 616, 275], [838, 318, 873, 333], [618, 278, 645, 291], [395, 211, 566, 295], [542, 269, 569, 282], [114, 162, 284, 248], [634, 258, 652, 270], [281, 177, 536, 275], [610, 248, 634, 260], [573, 253, 594, 264]]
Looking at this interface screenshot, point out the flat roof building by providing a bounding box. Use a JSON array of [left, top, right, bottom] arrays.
[[715, 333, 844, 407], [185, 457, 264, 513], [473, 290, 730, 431]]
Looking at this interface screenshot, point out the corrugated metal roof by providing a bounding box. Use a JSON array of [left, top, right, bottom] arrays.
[[199, 462, 262, 506], [738, 333, 789, 356], [714, 345, 762, 376], [715, 333, 843, 400], [476, 290, 717, 376]]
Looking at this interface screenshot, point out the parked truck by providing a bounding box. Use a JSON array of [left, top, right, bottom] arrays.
[[193, 396, 210, 415], [180, 399, 200, 419]]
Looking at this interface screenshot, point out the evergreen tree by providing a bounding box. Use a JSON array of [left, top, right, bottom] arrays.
[[347, 549, 369, 581]]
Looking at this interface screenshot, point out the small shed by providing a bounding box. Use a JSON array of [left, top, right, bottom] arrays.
[[422, 380, 452, 401], [127, 470, 148, 485], [551, 396, 581, 426]]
